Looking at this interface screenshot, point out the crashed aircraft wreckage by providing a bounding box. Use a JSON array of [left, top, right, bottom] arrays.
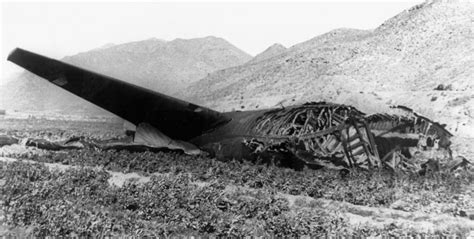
[[5, 48, 457, 171]]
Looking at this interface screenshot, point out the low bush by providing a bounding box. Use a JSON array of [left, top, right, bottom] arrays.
[[1, 161, 349, 237], [20, 148, 473, 212]]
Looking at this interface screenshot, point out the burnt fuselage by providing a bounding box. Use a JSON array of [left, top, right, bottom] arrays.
[[189, 103, 453, 170], [190, 102, 381, 170]]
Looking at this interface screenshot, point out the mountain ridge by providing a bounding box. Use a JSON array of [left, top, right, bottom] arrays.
[[1, 0, 472, 136], [250, 43, 287, 63], [184, 0, 474, 136], [1, 36, 252, 115]]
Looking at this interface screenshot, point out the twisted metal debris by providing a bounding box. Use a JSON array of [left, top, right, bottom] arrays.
[[245, 102, 380, 170], [243, 102, 456, 172]]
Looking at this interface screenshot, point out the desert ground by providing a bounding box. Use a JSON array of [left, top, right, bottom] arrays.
[[0, 116, 473, 237]]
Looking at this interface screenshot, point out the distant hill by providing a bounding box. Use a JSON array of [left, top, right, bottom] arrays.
[[184, 0, 474, 137], [0, 36, 252, 115], [249, 43, 287, 63]]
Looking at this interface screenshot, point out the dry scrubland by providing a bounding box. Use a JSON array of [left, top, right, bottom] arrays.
[[1, 118, 473, 237]]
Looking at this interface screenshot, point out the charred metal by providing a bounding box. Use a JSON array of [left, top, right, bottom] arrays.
[[236, 103, 454, 172], [240, 102, 379, 170]]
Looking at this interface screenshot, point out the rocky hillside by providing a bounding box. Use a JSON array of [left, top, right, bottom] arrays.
[[1, 36, 251, 115], [185, 0, 474, 137]]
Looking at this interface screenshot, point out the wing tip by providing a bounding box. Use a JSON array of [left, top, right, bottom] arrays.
[[7, 47, 25, 65]]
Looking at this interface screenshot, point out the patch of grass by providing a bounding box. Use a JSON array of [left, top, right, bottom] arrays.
[[1, 161, 348, 237], [19, 148, 473, 214]]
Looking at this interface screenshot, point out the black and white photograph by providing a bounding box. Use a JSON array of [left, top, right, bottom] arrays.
[[1, 0, 473, 237]]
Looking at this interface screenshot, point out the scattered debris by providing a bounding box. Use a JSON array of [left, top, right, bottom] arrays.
[[1, 102, 466, 174], [0, 135, 18, 147], [434, 84, 453, 91]]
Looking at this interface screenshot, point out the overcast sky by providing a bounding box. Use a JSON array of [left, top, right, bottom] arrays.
[[1, 1, 421, 83]]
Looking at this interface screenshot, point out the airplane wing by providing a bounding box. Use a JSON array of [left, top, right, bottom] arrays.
[[7, 48, 230, 140]]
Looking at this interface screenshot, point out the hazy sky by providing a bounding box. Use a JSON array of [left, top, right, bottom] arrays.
[[1, 1, 421, 83]]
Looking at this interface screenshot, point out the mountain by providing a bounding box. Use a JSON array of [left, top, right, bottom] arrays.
[[0, 36, 252, 116], [184, 0, 474, 137], [249, 43, 287, 63]]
